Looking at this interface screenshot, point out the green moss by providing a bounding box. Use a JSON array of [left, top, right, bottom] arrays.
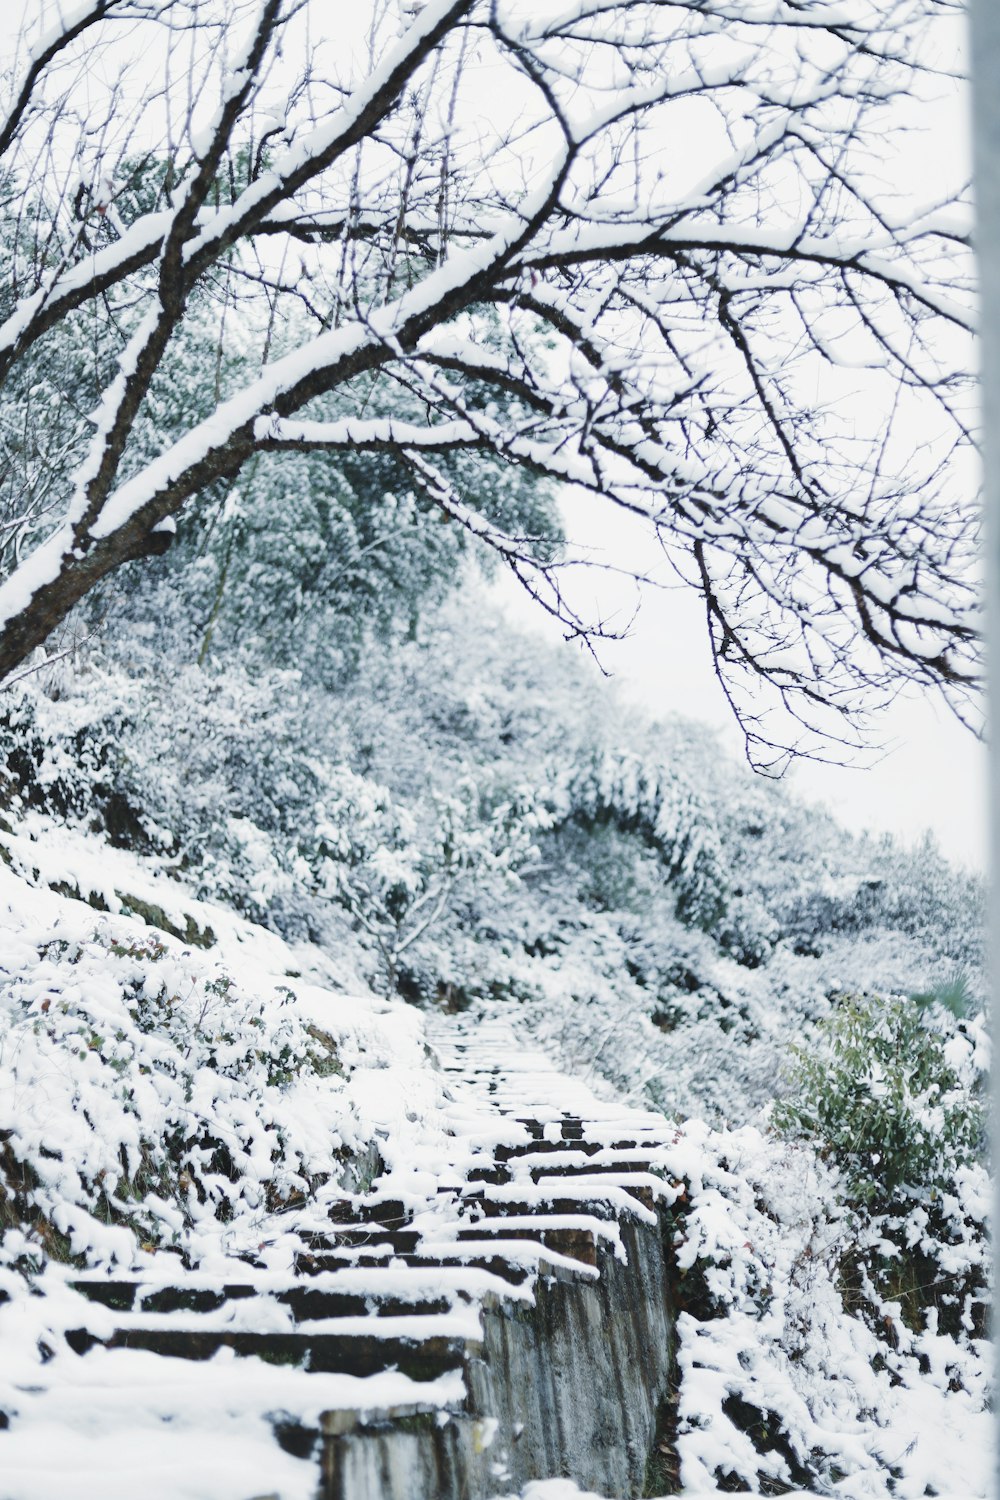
[[41, 880, 214, 948], [388, 1410, 441, 1436], [49, 879, 110, 911], [0, 1137, 85, 1268], [643, 1388, 680, 1496], [304, 1024, 344, 1079], [255, 1342, 307, 1368], [116, 893, 215, 948]]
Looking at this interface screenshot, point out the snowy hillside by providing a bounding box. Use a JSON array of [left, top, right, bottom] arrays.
[[0, 608, 989, 1497]]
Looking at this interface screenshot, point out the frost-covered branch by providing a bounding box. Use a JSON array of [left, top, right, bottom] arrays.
[[0, 0, 979, 763]]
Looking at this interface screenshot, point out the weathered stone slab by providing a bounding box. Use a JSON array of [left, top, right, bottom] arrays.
[[320, 1211, 674, 1500]]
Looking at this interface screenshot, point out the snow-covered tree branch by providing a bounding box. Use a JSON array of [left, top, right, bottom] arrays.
[[0, 0, 977, 763]]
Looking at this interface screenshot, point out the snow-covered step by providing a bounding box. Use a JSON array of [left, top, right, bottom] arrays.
[[503, 1143, 676, 1168], [459, 1179, 661, 1222], [294, 1225, 424, 1255], [293, 1247, 538, 1287], [6, 1012, 680, 1500], [67, 1322, 476, 1381], [71, 1277, 459, 1320]]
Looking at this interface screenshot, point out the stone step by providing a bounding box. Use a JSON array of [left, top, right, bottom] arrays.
[[464, 1164, 512, 1186], [294, 1247, 534, 1287], [297, 1226, 423, 1255], [493, 1132, 653, 1159], [459, 1192, 612, 1220], [458, 1181, 657, 1221], [492, 1138, 598, 1161], [70, 1279, 255, 1314], [70, 1278, 456, 1320], [65, 1324, 474, 1380], [293, 1246, 405, 1273], [283, 1285, 456, 1321], [318, 1409, 502, 1500], [327, 1197, 411, 1229], [453, 1220, 600, 1268], [513, 1116, 588, 1142], [515, 1148, 672, 1172], [454, 1163, 639, 1191]]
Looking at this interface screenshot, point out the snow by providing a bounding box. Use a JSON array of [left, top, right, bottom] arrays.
[[0, 812, 689, 1491], [0, 0, 986, 1487], [0, 608, 990, 1497], [0, 1349, 465, 1500], [257, 415, 480, 449]]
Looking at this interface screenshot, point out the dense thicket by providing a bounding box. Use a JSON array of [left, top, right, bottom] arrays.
[[1, 534, 982, 1099]]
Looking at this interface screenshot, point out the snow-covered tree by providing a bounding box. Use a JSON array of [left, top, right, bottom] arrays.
[[0, 0, 978, 763]]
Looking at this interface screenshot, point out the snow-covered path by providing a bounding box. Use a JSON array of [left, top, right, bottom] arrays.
[[0, 838, 681, 1500]]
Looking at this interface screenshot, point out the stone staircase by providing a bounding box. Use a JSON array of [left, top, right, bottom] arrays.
[[9, 1019, 682, 1500]]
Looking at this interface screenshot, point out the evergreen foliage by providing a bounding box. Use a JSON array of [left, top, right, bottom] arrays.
[[775, 991, 985, 1213], [774, 989, 988, 1344]]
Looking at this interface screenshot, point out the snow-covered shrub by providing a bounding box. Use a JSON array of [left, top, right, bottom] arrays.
[[0, 666, 328, 932], [0, 923, 342, 1272], [711, 892, 780, 969], [774, 990, 985, 1212], [0, 654, 544, 996], [306, 770, 539, 997], [0, 679, 135, 831], [759, 834, 984, 975], [773, 990, 989, 1340], [552, 752, 726, 930], [664, 1121, 992, 1498], [1, 583, 983, 1105]]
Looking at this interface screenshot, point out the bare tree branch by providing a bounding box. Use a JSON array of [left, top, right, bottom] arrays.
[[0, 0, 978, 765]]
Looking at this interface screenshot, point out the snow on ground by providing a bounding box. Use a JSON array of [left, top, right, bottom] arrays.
[[0, 817, 992, 1498], [0, 821, 464, 1499], [0, 1345, 464, 1500], [0, 822, 436, 1266]]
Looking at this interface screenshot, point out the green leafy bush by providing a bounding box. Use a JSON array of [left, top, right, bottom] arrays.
[[774, 990, 985, 1211], [774, 989, 989, 1340]]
